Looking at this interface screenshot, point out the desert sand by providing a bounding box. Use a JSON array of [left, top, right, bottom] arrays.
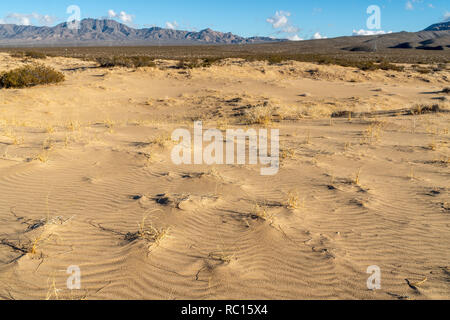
[[0, 52, 448, 300]]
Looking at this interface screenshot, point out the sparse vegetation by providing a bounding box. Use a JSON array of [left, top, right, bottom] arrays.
[[176, 57, 222, 69], [361, 121, 384, 144], [148, 134, 172, 148], [25, 51, 47, 59], [0, 64, 65, 89], [2, 43, 448, 67], [413, 65, 433, 74], [10, 51, 47, 59], [96, 56, 156, 68], [314, 57, 405, 71], [242, 54, 406, 71]]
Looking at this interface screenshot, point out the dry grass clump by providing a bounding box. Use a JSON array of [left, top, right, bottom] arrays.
[[242, 55, 285, 65], [412, 64, 433, 74], [0, 64, 65, 89], [242, 54, 288, 65], [411, 104, 442, 115], [96, 56, 156, 68], [251, 203, 273, 223], [243, 105, 277, 126], [124, 210, 169, 251], [125, 224, 169, 246], [286, 191, 304, 210], [361, 121, 384, 144], [353, 168, 362, 186], [280, 148, 296, 161], [148, 134, 172, 148], [176, 57, 222, 69]]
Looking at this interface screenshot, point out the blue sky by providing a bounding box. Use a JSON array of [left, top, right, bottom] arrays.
[[0, 0, 448, 39]]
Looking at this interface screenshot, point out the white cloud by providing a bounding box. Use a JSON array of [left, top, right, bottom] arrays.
[[312, 32, 327, 39], [37, 14, 54, 25], [283, 25, 299, 33], [266, 11, 290, 29], [444, 11, 450, 21], [352, 29, 393, 36], [107, 9, 133, 24], [288, 34, 303, 41], [165, 21, 179, 30], [108, 10, 117, 18], [405, 1, 414, 10], [9, 13, 31, 25], [118, 11, 133, 23], [266, 10, 300, 39], [0, 12, 56, 26]]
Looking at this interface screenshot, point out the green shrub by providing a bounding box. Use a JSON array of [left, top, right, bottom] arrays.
[[0, 64, 65, 89], [96, 56, 156, 68]]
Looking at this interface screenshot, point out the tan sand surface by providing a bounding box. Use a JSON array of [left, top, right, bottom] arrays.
[[0, 53, 448, 299]]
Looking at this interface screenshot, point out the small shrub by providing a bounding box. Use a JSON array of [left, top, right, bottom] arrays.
[[25, 51, 47, 59], [176, 58, 222, 69], [176, 59, 199, 69], [433, 63, 447, 72], [266, 55, 285, 65], [96, 56, 156, 68], [0, 64, 65, 89], [201, 57, 223, 67], [378, 61, 404, 72], [10, 52, 25, 58], [10, 51, 47, 59], [414, 66, 432, 74]]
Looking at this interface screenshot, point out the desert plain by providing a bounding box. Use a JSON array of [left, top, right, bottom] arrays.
[[0, 51, 449, 300]]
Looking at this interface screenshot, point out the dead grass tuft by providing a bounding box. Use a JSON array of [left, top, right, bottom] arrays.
[[243, 105, 276, 126]]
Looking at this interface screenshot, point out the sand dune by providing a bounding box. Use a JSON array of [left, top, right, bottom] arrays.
[[0, 53, 448, 300]]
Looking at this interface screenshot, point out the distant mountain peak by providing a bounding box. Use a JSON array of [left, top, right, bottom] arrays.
[[423, 21, 450, 31]]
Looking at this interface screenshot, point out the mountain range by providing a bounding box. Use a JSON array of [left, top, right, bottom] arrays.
[[0, 18, 448, 50], [0, 18, 282, 46]]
